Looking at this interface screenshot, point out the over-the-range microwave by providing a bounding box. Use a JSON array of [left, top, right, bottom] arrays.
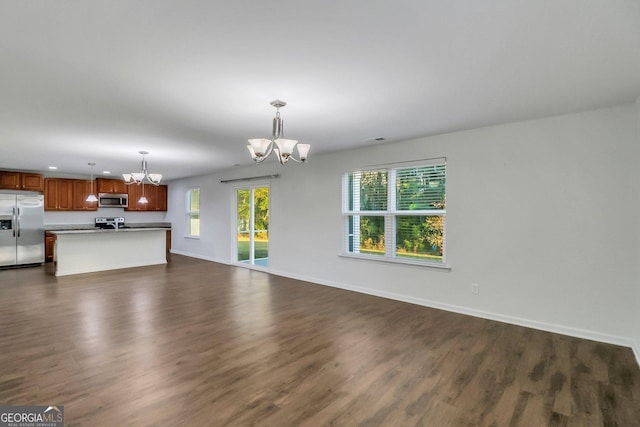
[[98, 193, 128, 208]]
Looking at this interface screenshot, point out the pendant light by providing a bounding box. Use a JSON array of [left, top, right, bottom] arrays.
[[86, 163, 98, 203], [138, 181, 148, 204], [247, 100, 310, 164]]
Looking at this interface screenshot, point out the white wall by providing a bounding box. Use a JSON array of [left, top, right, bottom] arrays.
[[167, 104, 640, 354]]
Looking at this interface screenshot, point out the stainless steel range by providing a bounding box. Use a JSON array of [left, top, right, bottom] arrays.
[[95, 217, 125, 229]]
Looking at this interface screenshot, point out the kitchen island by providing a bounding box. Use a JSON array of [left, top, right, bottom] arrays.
[[50, 228, 167, 276]]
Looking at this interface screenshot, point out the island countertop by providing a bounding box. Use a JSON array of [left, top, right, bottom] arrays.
[[45, 222, 171, 231], [49, 227, 169, 235]]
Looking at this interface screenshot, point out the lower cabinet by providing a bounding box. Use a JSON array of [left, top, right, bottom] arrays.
[[45, 232, 56, 262]]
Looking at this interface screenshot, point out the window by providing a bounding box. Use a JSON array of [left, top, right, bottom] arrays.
[[186, 188, 200, 237], [342, 160, 446, 266]]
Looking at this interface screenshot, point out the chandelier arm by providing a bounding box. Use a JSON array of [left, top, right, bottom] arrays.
[[273, 146, 287, 165], [264, 140, 276, 159]]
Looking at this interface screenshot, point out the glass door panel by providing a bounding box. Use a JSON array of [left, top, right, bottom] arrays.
[[236, 186, 269, 266], [253, 187, 269, 267], [236, 189, 250, 263]]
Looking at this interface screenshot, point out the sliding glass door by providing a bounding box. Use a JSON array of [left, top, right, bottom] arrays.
[[236, 186, 269, 267]]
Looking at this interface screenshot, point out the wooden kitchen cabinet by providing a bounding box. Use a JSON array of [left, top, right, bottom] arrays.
[[154, 185, 168, 211], [45, 178, 74, 211], [21, 173, 45, 191], [45, 232, 56, 262], [96, 178, 126, 194], [72, 179, 98, 211], [46, 178, 99, 211], [142, 185, 157, 210], [125, 184, 144, 211], [0, 171, 20, 189], [125, 184, 168, 211], [0, 171, 44, 191]]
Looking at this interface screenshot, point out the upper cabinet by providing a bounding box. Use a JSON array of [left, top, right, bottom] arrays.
[[45, 178, 74, 211], [72, 179, 98, 211], [126, 184, 168, 211], [96, 178, 126, 194], [41, 176, 167, 212], [45, 178, 98, 211], [0, 171, 19, 189], [22, 173, 45, 191], [155, 185, 168, 211], [0, 171, 44, 192]]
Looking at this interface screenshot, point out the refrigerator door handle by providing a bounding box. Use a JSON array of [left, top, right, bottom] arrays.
[[12, 207, 16, 238], [15, 208, 20, 238]]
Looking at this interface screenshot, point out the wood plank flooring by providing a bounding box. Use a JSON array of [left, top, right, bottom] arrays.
[[1, 255, 639, 426]]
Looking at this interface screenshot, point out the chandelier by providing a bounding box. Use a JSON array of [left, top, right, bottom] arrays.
[[247, 100, 310, 164], [122, 151, 163, 186]]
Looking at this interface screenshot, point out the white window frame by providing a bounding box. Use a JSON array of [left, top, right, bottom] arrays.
[[185, 187, 200, 238], [341, 159, 448, 269], [231, 183, 270, 269]]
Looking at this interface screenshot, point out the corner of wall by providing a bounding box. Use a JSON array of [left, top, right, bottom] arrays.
[[633, 340, 640, 369], [636, 100, 640, 369]]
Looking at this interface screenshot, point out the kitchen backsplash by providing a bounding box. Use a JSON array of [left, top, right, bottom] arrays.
[[44, 207, 168, 225]]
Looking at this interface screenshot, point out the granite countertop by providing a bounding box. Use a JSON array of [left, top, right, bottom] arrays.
[[45, 222, 171, 231], [50, 227, 169, 235]]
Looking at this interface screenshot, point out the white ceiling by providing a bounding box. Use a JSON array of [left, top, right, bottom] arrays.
[[1, 0, 639, 180]]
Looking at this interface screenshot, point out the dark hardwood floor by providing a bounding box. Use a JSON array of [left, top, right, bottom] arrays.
[[1, 255, 639, 426]]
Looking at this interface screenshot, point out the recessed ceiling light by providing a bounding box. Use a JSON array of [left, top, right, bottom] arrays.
[[102, 171, 111, 174], [48, 166, 57, 170]]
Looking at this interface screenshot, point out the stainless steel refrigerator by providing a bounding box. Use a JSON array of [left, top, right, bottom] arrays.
[[0, 193, 45, 267]]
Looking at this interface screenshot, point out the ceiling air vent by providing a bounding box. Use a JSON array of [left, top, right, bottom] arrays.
[[367, 137, 386, 144]]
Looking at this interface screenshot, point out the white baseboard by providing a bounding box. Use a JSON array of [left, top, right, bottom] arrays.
[[168, 254, 640, 369], [269, 268, 640, 367], [632, 339, 640, 368], [170, 249, 228, 264]]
